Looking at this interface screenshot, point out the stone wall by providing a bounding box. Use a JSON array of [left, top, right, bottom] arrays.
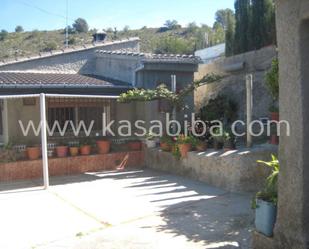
[[0, 38, 140, 74], [194, 45, 277, 120], [145, 144, 277, 193]]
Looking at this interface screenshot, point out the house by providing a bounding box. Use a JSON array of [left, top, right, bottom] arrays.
[[0, 37, 201, 145]]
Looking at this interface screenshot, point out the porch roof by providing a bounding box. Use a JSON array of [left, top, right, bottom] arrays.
[[0, 72, 132, 95]]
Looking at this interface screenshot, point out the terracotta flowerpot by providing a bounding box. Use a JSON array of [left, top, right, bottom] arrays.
[[128, 141, 142, 151], [80, 145, 91, 155], [269, 135, 279, 145], [196, 142, 207, 152], [69, 147, 79, 157], [26, 147, 40, 160], [178, 143, 192, 158], [96, 140, 111, 154], [224, 140, 236, 152], [160, 142, 171, 152], [56, 146, 68, 157], [270, 112, 279, 121]]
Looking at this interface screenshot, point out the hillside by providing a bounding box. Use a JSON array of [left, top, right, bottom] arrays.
[[0, 26, 225, 60]]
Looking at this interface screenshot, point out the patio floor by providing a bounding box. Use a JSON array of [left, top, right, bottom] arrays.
[[0, 169, 254, 249]]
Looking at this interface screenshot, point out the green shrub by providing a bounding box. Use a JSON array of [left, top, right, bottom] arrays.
[[265, 58, 279, 101]]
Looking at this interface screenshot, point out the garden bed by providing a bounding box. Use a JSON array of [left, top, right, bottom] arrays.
[[145, 144, 277, 192], [0, 150, 144, 181]]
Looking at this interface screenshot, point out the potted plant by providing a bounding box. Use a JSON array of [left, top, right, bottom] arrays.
[[26, 144, 41, 160], [96, 139, 111, 154], [212, 128, 224, 150], [80, 139, 93, 156], [253, 154, 279, 237], [160, 135, 173, 152], [265, 58, 279, 121], [127, 139, 141, 151], [223, 130, 236, 151], [69, 145, 79, 157], [56, 142, 68, 158], [177, 134, 197, 158], [145, 132, 156, 148]]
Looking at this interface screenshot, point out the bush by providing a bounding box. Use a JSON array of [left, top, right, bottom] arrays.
[[68, 37, 76, 45], [0, 29, 8, 41], [42, 41, 57, 52], [72, 18, 89, 33], [15, 25, 24, 33], [155, 37, 194, 54], [200, 94, 238, 124]]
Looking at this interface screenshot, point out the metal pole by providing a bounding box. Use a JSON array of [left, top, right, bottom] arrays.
[[65, 0, 69, 48], [40, 93, 49, 189], [171, 75, 177, 133], [246, 74, 253, 147]]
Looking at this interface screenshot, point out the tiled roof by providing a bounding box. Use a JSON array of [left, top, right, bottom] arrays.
[[95, 50, 202, 64], [0, 37, 140, 67], [0, 72, 128, 87]]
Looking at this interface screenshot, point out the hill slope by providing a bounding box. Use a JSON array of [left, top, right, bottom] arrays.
[[0, 26, 225, 60]]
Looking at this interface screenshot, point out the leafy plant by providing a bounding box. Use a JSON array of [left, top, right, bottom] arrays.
[[252, 154, 279, 208], [265, 58, 279, 101], [160, 135, 174, 145], [118, 73, 224, 106], [176, 134, 198, 147], [200, 94, 238, 124]]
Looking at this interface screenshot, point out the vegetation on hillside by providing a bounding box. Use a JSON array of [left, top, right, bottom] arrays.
[[0, 16, 226, 60]]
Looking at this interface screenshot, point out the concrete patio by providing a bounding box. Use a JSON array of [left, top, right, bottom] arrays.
[[0, 169, 254, 249]]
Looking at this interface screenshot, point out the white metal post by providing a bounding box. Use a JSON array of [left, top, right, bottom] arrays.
[[246, 74, 253, 147], [40, 93, 49, 189], [171, 75, 177, 133]]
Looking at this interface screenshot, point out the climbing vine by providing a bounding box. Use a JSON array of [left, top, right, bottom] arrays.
[[117, 73, 224, 105]]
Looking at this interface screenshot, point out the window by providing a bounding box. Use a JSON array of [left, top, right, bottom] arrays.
[[47, 98, 111, 135]]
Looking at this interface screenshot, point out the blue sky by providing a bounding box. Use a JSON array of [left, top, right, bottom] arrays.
[[0, 0, 234, 32]]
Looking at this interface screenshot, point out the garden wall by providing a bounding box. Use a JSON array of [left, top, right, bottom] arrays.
[[194, 45, 277, 120], [145, 144, 277, 193], [0, 150, 144, 181]]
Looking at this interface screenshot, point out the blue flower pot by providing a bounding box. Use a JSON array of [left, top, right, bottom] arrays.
[[255, 199, 277, 237]]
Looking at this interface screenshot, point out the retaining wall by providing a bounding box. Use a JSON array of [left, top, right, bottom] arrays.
[[145, 144, 277, 193]]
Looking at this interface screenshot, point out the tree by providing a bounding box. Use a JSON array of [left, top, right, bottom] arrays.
[[214, 8, 234, 29], [233, 0, 251, 54], [72, 18, 89, 33], [0, 29, 8, 41], [187, 22, 198, 33], [15, 25, 24, 33], [123, 25, 130, 33], [225, 11, 235, 56], [251, 0, 276, 49], [164, 20, 179, 30]]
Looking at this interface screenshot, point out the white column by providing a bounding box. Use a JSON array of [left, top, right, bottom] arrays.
[[171, 75, 177, 133], [246, 74, 253, 147], [40, 93, 49, 189]]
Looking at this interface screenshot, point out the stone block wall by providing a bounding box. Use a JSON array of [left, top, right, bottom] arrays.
[[145, 144, 277, 193], [194, 45, 277, 120]]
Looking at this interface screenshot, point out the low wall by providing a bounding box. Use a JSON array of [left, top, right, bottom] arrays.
[[145, 144, 277, 193], [0, 150, 144, 181]]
